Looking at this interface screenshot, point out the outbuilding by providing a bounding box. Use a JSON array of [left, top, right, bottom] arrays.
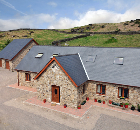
[[0, 38, 38, 71]]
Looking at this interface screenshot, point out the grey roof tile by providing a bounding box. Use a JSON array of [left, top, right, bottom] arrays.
[[0, 38, 33, 60], [55, 54, 88, 86], [15, 46, 140, 87]]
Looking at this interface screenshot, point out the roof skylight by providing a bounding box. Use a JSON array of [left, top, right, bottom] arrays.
[[114, 57, 124, 65], [53, 54, 59, 57], [86, 55, 97, 63], [35, 53, 43, 58]]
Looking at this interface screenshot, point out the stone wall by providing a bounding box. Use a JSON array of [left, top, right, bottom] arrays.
[[35, 61, 79, 109], [87, 81, 140, 108], [52, 34, 90, 46], [77, 82, 89, 105], [9, 61, 12, 71], [18, 71, 37, 88], [12, 41, 37, 71], [2, 59, 5, 68]]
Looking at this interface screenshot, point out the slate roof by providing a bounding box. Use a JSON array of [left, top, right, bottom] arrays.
[[0, 38, 34, 60], [55, 54, 88, 86], [15, 45, 140, 87]]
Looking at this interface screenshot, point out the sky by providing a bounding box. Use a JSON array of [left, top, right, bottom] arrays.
[[0, 0, 140, 31]]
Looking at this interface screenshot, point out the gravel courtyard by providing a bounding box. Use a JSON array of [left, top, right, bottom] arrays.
[[0, 67, 140, 130]]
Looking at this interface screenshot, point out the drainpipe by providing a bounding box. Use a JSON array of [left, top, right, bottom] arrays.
[[17, 71, 19, 86]]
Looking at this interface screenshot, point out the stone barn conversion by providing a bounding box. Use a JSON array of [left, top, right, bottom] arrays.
[[15, 46, 140, 109], [0, 38, 38, 71]]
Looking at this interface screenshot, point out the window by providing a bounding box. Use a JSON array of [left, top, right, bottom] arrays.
[[55, 89, 57, 94], [25, 73, 30, 81], [83, 84, 85, 94], [114, 57, 124, 65], [96, 84, 106, 95], [35, 53, 43, 58], [86, 55, 97, 63], [118, 87, 129, 98], [53, 54, 59, 57]]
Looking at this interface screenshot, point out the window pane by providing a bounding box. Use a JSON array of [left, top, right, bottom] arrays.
[[83, 84, 85, 94], [119, 88, 122, 97], [35, 53, 43, 58], [102, 86, 105, 94], [124, 89, 128, 98], [55, 89, 57, 94], [97, 85, 100, 93], [86, 55, 97, 62], [114, 57, 124, 65]]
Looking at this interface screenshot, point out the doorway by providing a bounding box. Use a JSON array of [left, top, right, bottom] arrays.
[[52, 85, 60, 103]]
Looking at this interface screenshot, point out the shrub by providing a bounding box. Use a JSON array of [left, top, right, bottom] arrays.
[[104, 37, 118, 44], [5, 39, 11, 46]]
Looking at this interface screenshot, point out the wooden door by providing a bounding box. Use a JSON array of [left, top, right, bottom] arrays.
[[52, 85, 60, 103], [0, 60, 2, 67], [6, 61, 9, 69]]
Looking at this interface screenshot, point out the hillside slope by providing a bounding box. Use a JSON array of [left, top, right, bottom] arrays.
[[1, 19, 140, 50], [62, 19, 140, 33], [0, 29, 82, 50]]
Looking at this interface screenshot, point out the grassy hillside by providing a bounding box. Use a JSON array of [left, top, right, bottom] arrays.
[[62, 19, 140, 32], [0, 30, 82, 50], [62, 34, 140, 47], [1, 19, 140, 50]]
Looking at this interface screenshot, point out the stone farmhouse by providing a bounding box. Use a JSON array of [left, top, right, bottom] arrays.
[[15, 45, 140, 109], [0, 38, 38, 71]]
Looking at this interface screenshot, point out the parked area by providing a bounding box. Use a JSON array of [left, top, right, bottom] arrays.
[[0, 67, 140, 130]]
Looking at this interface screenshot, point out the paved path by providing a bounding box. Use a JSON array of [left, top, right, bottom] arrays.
[[0, 68, 77, 130], [8, 83, 37, 93], [8, 83, 140, 118]]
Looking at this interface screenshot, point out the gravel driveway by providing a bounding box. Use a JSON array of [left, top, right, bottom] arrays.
[[0, 67, 140, 130]]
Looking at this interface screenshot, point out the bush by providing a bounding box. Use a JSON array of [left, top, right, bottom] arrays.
[[104, 37, 118, 44], [5, 39, 11, 46]]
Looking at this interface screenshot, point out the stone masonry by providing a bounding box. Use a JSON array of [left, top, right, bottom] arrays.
[[2, 59, 5, 68], [34, 61, 79, 109], [87, 81, 140, 108], [18, 71, 37, 88], [12, 40, 37, 71]]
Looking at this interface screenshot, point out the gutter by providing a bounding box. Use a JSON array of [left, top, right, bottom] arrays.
[[78, 53, 90, 80]]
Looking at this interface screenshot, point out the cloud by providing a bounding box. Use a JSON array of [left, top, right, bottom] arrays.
[[0, 0, 27, 15], [0, 13, 56, 31], [47, 2, 57, 7], [1, 0, 140, 31], [48, 10, 121, 29], [48, 17, 79, 29], [48, 5, 140, 29]]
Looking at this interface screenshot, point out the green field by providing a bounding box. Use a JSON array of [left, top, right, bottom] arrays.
[[61, 34, 140, 47]]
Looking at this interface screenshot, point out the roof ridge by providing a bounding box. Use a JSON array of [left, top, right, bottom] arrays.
[[57, 53, 78, 57], [33, 45, 140, 49]]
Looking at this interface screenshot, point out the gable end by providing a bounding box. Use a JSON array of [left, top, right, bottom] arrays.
[[34, 57, 78, 87]]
